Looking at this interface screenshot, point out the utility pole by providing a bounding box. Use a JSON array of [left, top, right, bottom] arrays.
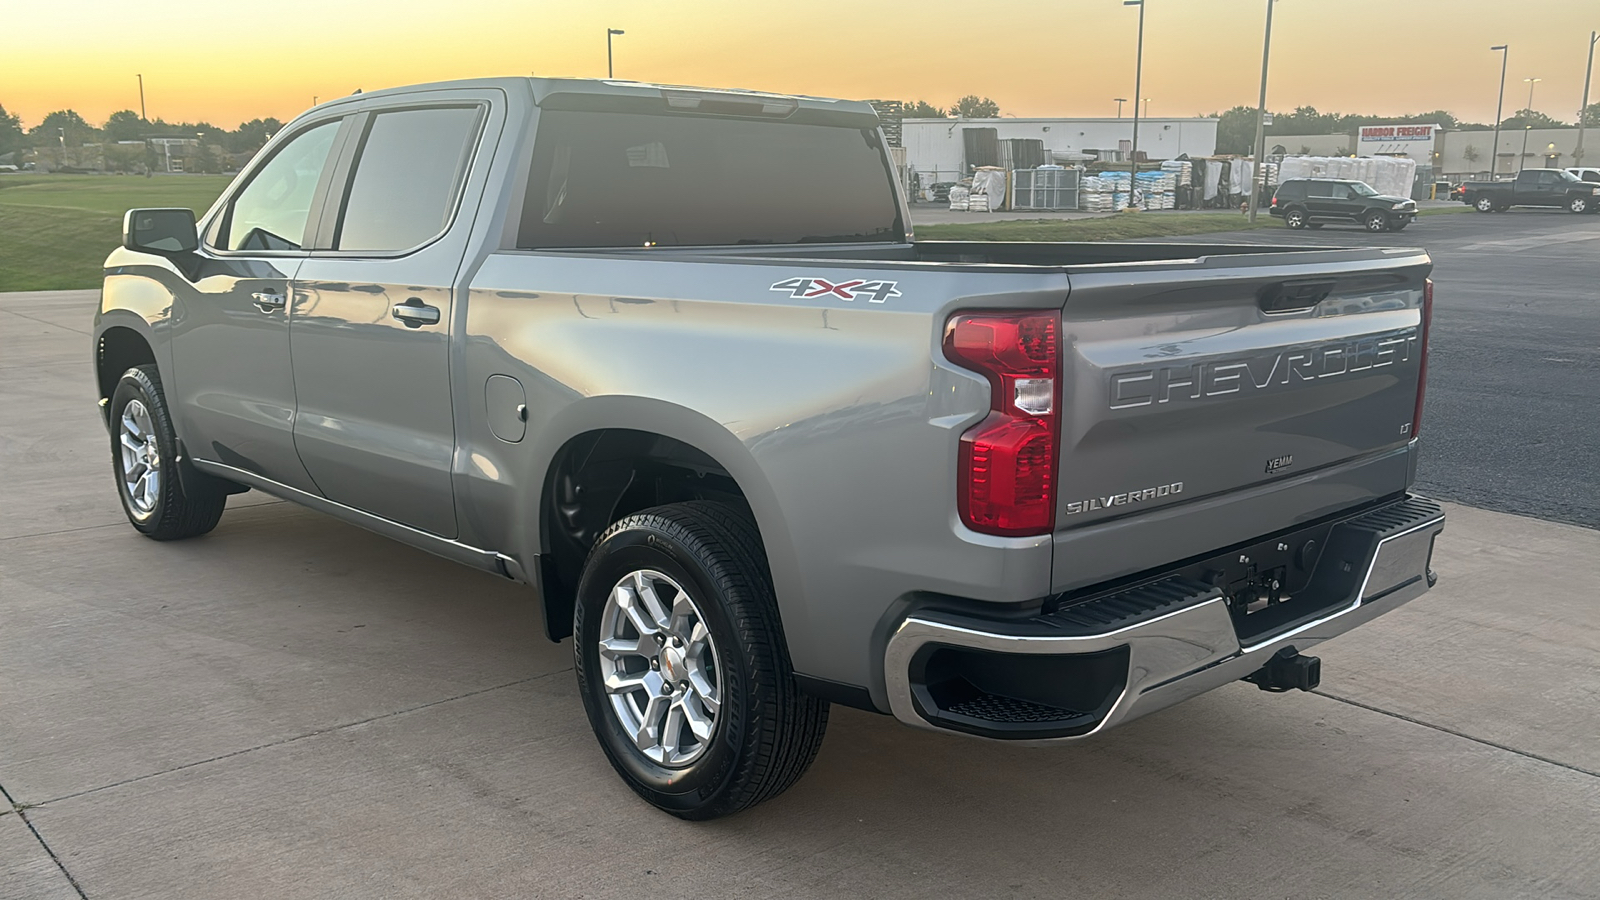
[[607, 28, 625, 79], [1247, 0, 1277, 224], [1490, 45, 1508, 176], [1576, 32, 1597, 165], [1123, 0, 1145, 204], [137, 74, 146, 121], [1520, 77, 1541, 172], [1115, 97, 1127, 118]]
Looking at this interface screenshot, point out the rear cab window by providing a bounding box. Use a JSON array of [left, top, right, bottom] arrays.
[[517, 107, 903, 249]]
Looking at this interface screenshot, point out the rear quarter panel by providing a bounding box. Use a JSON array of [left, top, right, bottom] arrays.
[[457, 251, 1068, 700]]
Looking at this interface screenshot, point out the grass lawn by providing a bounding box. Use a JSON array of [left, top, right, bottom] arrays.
[[0, 174, 230, 291]]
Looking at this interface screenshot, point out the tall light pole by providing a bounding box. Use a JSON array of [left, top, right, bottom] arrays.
[[1519, 77, 1541, 172], [1247, 0, 1278, 224], [1123, 0, 1145, 200], [607, 28, 625, 78], [1115, 97, 1127, 118], [136, 74, 146, 121], [1489, 45, 1508, 176], [1576, 31, 1597, 165]]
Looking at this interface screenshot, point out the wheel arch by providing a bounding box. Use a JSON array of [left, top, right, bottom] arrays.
[[524, 397, 799, 646], [95, 323, 158, 420]]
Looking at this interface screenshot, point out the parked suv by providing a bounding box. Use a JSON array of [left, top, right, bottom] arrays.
[[1270, 178, 1418, 232]]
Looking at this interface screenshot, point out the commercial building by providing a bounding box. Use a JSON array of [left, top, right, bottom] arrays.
[[1439, 128, 1591, 178], [901, 117, 1218, 184]]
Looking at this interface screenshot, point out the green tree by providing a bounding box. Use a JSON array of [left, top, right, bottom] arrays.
[[0, 103, 24, 159], [28, 109, 98, 146], [1581, 103, 1600, 127], [953, 95, 999, 118], [901, 100, 945, 118], [227, 117, 281, 153], [1499, 108, 1565, 130], [1210, 105, 1258, 155], [103, 110, 147, 142]]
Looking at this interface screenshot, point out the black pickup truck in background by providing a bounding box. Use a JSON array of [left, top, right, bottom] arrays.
[[1461, 168, 1600, 213]]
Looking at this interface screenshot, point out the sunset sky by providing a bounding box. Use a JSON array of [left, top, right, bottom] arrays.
[[5, 0, 1597, 131]]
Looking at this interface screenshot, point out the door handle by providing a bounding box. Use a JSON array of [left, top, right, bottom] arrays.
[[391, 299, 441, 328], [251, 291, 286, 313]]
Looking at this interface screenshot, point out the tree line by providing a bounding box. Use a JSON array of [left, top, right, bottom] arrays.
[[0, 103, 282, 164]]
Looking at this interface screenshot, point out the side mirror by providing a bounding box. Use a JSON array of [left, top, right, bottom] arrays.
[[123, 208, 199, 254]]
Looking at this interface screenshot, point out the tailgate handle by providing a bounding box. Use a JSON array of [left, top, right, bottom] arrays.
[[1258, 279, 1335, 314]]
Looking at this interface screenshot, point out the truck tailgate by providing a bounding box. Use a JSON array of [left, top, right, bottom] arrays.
[[1051, 249, 1431, 590]]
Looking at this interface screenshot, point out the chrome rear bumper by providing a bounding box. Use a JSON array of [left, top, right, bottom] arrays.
[[883, 496, 1444, 742]]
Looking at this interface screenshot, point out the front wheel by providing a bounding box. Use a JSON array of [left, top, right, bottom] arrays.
[[1568, 195, 1591, 214], [1363, 211, 1390, 232], [1473, 196, 1495, 212], [574, 501, 829, 819], [109, 365, 227, 540]]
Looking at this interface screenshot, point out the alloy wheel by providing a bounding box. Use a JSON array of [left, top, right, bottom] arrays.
[[597, 569, 723, 767], [118, 399, 162, 519]]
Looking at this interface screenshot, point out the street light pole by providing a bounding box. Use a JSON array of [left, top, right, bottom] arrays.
[[1123, 0, 1145, 202], [1576, 31, 1597, 166], [136, 74, 146, 121], [1520, 77, 1541, 172], [1490, 45, 1508, 176], [1115, 97, 1127, 118], [607, 28, 625, 78], [1247, 0, 1277, 224]]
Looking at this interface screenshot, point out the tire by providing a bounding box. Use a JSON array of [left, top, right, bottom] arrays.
[[1363, 211, 1389, 232], [108, 365, 227, 540], [1474, 196, 1495, 212], [1568, 195, 1591, 214], [1283, 208, 1308, 229], [573, 501, 829, 819]]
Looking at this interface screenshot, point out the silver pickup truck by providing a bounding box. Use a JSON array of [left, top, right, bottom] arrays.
[[95, 77, 1443, 819]]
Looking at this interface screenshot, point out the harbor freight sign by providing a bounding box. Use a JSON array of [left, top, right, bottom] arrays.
[[1358, 124, 1439, 163]]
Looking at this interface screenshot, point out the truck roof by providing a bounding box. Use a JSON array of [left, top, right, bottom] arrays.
[[309, 76, 881, 125]]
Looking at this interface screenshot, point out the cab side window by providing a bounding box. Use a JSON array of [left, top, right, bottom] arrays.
[[1306, 182, 1335, 198], [332, 106, 483, 253], [1535, 171, 1560, 186], [216, 120, 341, 252]]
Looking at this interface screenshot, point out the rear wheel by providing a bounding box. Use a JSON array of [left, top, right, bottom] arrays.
[[1283, 208, 1308, 229], [1568, 195, 1591, 214], [1473, 196, 1495, 213], [1363, 211, 1389, 232], [109, 365, 227, 540], [574, 501, 829, 819]]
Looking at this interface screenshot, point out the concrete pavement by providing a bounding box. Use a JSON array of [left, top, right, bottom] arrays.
[[2, 289, 1598, 899]]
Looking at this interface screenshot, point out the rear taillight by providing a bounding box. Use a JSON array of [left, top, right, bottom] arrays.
[[1411, 278, 1432, 438], [1271, 196, 1278, 207], [943, 312, 1060, 536]]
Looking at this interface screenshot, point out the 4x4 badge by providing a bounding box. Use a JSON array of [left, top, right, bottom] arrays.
[[769, 277, 901, 304]]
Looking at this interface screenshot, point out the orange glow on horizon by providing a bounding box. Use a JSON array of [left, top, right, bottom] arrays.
[[4, 1, 1595, 131]]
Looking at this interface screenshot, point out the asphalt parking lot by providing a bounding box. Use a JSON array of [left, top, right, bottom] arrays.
[[3, 210, 1599, 898]]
